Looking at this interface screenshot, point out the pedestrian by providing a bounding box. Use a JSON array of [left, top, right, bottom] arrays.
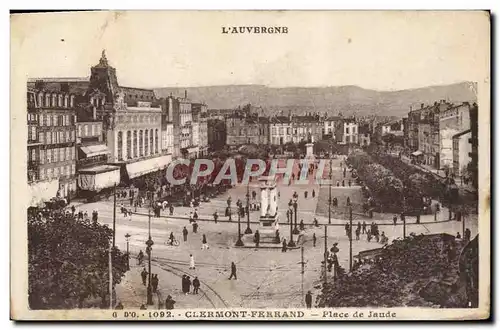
[[189, 254, 195, 270], [254, 230, 260, 248], [304, 191, 308, 199], [355, 227, 360, 240], [193, 209, 199, 220], [228, 262, 237, 280], [213, 211, 218, 223], [192, 221, 198, 233], [299, 219, 305, 231], [201, 234, 209, 250], [181, 275, 187, 293], [115, 301, 124, 309], [330, 242, 339, 254], [185, 276, 191, 295], [141, 268, 148, 286], [183, 226, 188, 242], [342, 180, 345, 187], [312, 189, 316, 198], [313, 233, 317, 247], [71, 205, 76, 215], [169, 205, 174, 216], [305, 291, 312, 309], [189, 212, 193, 223], [165, 295, 176, 310], [137, 250, 144, 265], [346, 196, 351, 206], [456, 232, 461, 239], [140, 304, 147, 310], [357, 222, 361, 233], [393, 215, 397, 225], [193, 277, 200, 294], [336, 181, 340, 187], [348, 180, 351, 187], [465, 228, 471, 242], [344, 222, 350, 237], [313, 217, 319, 227], [282, 239, 288, 252], [152, 274, 158, 293], [343, 167, 346, 178]]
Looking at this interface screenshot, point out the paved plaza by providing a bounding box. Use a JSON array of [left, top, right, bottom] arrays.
[[75, 158, 478, 309]]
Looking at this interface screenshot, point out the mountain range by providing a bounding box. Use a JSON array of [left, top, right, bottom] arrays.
[[154, 82, 477, 118]]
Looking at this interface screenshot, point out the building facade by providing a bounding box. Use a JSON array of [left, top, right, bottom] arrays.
[[27, 87, 78, 206], [339, 120, 359, 144], [270, 116, 292, 145], [452, 129, 472, 178], [208, 118, 227, 150]]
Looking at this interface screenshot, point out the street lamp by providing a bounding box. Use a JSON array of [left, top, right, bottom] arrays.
[[244, 182, 252, 234], [349, 205, 353, 272], [146, 193, 154, 305], [328, 156, 332, 225], [292, 200, 299, 235], [125, 233, 131, 271], [235, 213, 244, 247], [288, 204, 296, 247]]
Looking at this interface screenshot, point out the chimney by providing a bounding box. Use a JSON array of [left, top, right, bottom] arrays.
[[184, 90, 187, 99]]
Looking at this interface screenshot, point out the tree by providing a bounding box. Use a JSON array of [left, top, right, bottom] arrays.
[[28, 212, 128, 309]]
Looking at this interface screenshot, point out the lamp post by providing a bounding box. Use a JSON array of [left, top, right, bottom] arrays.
[[146, 193, 154, 305], [244, 182, 252, 234], [292, 201, 299, 235], [328, 156, 332, 225], [235, 213, 244, 246], [125, 233, 131, 271], [349, 205, 353, 272], [288, 204, 296, 247]]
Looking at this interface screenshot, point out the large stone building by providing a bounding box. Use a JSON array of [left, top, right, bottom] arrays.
[[439, 102, 472, 168], [452, 129, 472, 179], [192, 102, 209, 156], [27, 85, 78, 206], [207, 118, 227, 150], [86, 51, 172, 181], [337, 119, 359, 145], [226, 114, 270, 146]]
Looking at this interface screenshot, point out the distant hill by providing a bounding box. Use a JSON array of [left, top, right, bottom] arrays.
[[154, 82, 477, 118]]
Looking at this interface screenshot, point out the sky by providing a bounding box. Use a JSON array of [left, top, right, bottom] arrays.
[[11, 11, 489, 91]]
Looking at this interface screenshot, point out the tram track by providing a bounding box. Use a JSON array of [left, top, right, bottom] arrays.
[[153, 257, 229, 309]]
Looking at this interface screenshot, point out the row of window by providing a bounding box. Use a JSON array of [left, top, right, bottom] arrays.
[[37, 147, 76, 164], [39, 164, 76, 181], [345, 126, 358, 134], [39, 113, 76, 127], [77, 123, 102, 138], [117, 114, 161, 124], [117, 129, 159, 161], [39, 130, 76, 145], [35, 93, 75, 109]]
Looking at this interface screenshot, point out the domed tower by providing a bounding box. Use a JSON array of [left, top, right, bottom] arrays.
[[88, 50, 121, 109]]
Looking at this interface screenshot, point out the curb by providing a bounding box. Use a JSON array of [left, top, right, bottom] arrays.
[[129, 211, 455, 226]]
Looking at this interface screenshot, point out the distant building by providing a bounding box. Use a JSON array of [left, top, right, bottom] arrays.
[[270, 116, 292, 145], [358, 124, 371, 147], [291, 114, 322, 143], [439, 102, 472, 169], [322, 116, 339, 139], [338, 119, 358, 145], [207, 118, 227, 150], [452, 129, 472, 179]]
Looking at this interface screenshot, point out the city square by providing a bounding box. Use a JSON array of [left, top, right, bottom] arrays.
[[71, 156, 477, 309]]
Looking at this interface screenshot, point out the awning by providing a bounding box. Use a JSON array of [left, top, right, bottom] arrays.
[[78, 165, 120, 191], [80, 144, 109, 158], [126, 155, 172, 179], [411, 151, 423, 156]]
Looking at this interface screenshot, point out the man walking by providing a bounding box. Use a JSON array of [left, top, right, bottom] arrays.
[[182, 226, 188, 242], [312, 233, 317, 247], [193, 277, 200, 294], [192, 221, 198, 234], [305, 291, 312, 309], [228, 262, 237, 280], [141, 268, 148, 286], [201, 234, 209, 250]]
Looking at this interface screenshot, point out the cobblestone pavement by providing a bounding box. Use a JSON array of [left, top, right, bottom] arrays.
[[76, 158, 478, 309]]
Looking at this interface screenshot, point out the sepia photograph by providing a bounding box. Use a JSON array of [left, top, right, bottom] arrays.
[[10, 10, 490, 320]]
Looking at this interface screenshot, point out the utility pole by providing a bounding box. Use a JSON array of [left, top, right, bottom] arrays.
[[349, 205, 353, 272], [235, 213, 244, 246], [288, 207, 296, 247], [323, 225, 328, 285], [146, 193, 154, 305], [112, 183, 116, 247], [328, 156, 332, 225], [245, 182, 252, 234], [301, 246, 305, 307], [108, 240, 113, 310]]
